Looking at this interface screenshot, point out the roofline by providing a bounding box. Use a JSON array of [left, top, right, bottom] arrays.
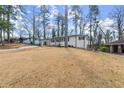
[[41, 34, 86, 40], [106, 43, 124, 45]]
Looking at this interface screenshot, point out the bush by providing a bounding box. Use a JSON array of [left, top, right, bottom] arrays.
[[99, 46, 109, 52]]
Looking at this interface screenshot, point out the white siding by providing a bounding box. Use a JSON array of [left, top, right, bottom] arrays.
[[68, 37, 76, 47], [68, 36, 88, 49], [25, 35, 89, 49]]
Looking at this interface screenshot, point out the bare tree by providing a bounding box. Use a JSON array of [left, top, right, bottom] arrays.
[[99, 26, 115, 44], [55, 13, 62, 37], [23, 22, 32, 44], [60, 16, 65, 37], [71, 5, 80, 47], [35, 16, 43, 46], [64, 5, 68, 48], [78, 8, 86, 35], [40, 5, 50, 40], [111, 6, 124, 40], [88, 5, 100, 49], [32, 6, 36, 44]]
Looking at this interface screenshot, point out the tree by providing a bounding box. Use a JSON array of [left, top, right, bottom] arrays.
[[0, 5, 9, 46], [23, 21, 32, 44], [71, 5, 80, 47], [111, 6, 124, 40], [32, 6, 36, 44], [55, 13, 62, 37], [6, 5, 12, 43], [35, 16, 43, 46], [40, 5, 50, 39], [99, 26, 115, 44], [52, 28, 56, 38], [0, 5, 25, 44], [60, 16, 65, 36], [0, 6, 5, 46], [88, 5, 100, 49], [64, 5, 68, 48], [78, 8, 86, 35]]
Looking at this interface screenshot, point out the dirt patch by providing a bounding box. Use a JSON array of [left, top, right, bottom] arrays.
[[0, 43, 27, 49], [0, 47, 124, 88]]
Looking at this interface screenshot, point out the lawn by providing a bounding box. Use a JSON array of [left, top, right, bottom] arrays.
[[0, 47, 124, 87]]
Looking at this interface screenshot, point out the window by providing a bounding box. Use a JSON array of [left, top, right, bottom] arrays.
[[78, 36, 85, 40], [51, 39, 54, 42]]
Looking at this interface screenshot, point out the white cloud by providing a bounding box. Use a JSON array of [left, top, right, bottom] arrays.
[[99, 18, 114, 27], [49, 5, 59, 18]]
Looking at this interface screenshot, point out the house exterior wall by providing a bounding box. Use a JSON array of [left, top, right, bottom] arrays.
[[68, 36, 88, 48], [49, 40, 65, 46], [48, 36, 88, 49], [68, 37, 76, 47], [23, 35, 89, 49], [77, 38, 88, 49], [60, 41, 65, 46]]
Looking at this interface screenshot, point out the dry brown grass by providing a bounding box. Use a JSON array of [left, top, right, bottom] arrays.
[[0, 47, 124, 88], [0, 43, 27, 49]]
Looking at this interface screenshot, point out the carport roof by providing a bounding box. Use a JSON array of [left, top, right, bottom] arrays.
[[107, 39, 124, 45]]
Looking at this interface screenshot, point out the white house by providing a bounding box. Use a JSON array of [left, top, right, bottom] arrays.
[[40, 35, 89, 49]]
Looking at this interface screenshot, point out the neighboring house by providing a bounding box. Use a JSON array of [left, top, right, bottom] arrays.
[[107, 33, 124, 54], [40, 35, 89, 49]]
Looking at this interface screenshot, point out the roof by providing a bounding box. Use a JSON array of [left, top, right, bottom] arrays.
[[54, 34, 85, 38], [41, 34, 87, 40], [107, 39, 124, 45]]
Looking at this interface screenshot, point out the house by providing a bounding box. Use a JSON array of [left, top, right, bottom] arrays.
[[107, 33, 124, 54], [40, 35, 89, 49]]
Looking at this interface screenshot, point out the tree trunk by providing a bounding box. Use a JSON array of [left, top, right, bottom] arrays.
[[75, 17, 77, 48], [64, 5, 68, 48], [7, 6, 11, 43], [1, 29, 4, 46], [43, 13, 46, 39], [29, 33, 32, 44], [89, 19, 92, 48], [33, 7, 35, 44], [61, 20, 64, 36], [57, 19, 60, 37], [117, 20, 122, 40]]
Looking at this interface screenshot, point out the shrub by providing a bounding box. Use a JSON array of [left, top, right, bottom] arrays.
[[99, 46, 109, 52]]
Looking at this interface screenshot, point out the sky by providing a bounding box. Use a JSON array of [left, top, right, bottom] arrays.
[[24, 5, 114, 19], [12, 5, 116, 38]]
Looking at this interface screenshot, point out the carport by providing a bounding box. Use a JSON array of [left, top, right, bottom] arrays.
[[107, 39, 124, 54]]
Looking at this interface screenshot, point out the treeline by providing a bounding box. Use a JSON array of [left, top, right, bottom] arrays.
[[0, 5, 24, 45], [0, 5, 12, 46], [0, 5, 124, 49]]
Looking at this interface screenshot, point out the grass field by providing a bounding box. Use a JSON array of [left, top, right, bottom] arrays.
[[0, 47, 124, 88]]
